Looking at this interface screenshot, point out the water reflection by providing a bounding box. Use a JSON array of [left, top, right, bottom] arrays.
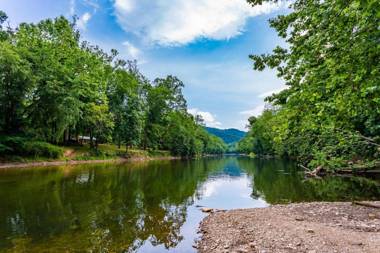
[[0, 157, 379, 252], [238, 159, 380, 204]]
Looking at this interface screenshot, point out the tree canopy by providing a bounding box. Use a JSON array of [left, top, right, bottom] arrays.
[[239, 0, 380, 169], [0, 13, 227, 157]]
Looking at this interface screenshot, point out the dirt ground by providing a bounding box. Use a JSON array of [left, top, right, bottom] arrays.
[[197, 202, 380, 253]]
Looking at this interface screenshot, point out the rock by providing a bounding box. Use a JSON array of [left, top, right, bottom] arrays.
[[307, 229, 315, 233], [201, 207, 214, 213], [224, 245, 229, 249], [368, 213, 376, 219], [295, 217, 304, 221], [249, 242, 256, 248]]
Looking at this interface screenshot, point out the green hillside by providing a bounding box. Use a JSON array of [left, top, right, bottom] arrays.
[[205, 127, 246, 144]]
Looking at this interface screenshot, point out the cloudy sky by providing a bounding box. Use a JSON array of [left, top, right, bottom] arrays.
[[1, 0, 288, 130]]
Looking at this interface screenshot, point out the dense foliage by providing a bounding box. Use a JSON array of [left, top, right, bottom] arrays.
[[0, 12, 226, 158], [239, 0, 380, 169]]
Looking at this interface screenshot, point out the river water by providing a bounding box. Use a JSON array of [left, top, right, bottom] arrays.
[[0, 157, 379, 252]]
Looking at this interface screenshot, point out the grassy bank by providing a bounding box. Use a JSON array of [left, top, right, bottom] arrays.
[[0, 139, 174, 168], [61, 144, 172, 162]]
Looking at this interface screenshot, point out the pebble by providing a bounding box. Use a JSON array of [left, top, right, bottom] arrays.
[[368, 213, 376, 219]]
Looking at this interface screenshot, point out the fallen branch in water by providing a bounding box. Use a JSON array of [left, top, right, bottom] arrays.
[[355, 132, 380, 147], [303, 165, 325, 178], [300, 162, 380, 178], [298, 164, 310, 171], [338, 162, 380, 171], [353, 201, 380, 209]]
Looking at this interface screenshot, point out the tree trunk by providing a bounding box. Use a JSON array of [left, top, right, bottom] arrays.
[[90, 131, 94, 148], [353, 201, 380, 209]]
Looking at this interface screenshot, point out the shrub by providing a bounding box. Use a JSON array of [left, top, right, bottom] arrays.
[[23, 141, 63, 158], [0, 143, 13, 153], [0, 136, 63, 159]]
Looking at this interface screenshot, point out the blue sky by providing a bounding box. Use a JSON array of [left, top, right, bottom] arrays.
[[1, 0, 288, 130]]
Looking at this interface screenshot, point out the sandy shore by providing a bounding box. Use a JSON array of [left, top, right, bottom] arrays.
[[198, 202, 380, 253]]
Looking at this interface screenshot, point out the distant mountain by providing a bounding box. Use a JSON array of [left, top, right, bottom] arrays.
[[205, 127, 246, 144]]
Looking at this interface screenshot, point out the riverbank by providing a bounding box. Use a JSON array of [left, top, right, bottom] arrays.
[[0, 156, 180, 169], [0, 144, 178, 169], [198, 202, 380, 253]]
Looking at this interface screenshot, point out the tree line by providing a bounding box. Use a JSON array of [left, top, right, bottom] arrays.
[[0, 11, 227, 158], [238, 0, 379, 170]]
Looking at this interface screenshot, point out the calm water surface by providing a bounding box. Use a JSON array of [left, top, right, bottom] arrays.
[[0, 157, 379, 252]]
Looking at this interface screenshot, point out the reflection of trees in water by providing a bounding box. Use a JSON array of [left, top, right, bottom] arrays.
[[238, 158, 310, 203], [4, 158, 377, 252], [237, 158, 380, 204], [0, 160, 222, 252]]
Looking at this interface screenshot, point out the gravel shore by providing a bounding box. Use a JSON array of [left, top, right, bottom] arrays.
[[198, 202, 380, 253]]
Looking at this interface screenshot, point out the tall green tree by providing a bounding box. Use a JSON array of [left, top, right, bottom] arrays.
[[0, 41, 33, 133], [143, 75, 187, 149], [14, 17, 83, 142], [245, 0, 380, 168], [108, 65, 143, 149]]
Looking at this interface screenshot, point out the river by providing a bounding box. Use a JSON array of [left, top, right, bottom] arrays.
[[0, 157, 379, 252]]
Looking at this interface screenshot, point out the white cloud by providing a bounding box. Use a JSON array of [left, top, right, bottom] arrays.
[[83, 0, 100, 10], [188, 108, 222, 128], [201, 180, 224, 198], [233, 120, 250, 131], [77, 12, 92, 30], [240, 103, 266, 117], [114, 0, 134, 13], [113, 0, 287, 45], [239, 86, 286, 119], [258, 86, 287, 98], [122, 41, 141, 59]]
